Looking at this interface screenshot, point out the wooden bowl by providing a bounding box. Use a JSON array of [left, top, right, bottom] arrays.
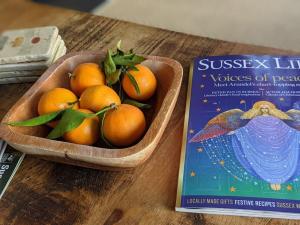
[[0, 51, 183, 170]]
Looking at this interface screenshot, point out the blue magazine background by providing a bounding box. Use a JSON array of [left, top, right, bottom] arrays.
[[180, 55, 300, 212]]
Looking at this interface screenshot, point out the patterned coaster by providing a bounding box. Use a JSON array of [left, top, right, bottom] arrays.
[[0, 37, 66, 72], [0, 26, 59, 64]]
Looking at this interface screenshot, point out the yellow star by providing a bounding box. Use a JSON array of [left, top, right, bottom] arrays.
[[287, 185, 293, 191], [202, 74, 207, 78], [200, 84, 205, 88], [240, 100, 246, 104], [279, 97, 285, 101], [216, 108, 221, 112], [230, 186, 236, 192], [189, 129, 195, 134], [203, 99, 208, 103], [190, 171, 196, 177], [197, 147, 203, 152], [219, 160, 225, 166]]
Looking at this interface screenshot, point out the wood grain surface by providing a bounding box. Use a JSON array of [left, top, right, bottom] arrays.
[[0, 0, 298, 224]]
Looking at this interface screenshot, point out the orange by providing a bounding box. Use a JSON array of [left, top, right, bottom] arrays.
[[80, 85, 121, 112], [63, 109, 100, 145], [38, 88, 79, 127], [103, 104, 146, 147], [122, 64, 157, 101], [70, 63, 106, 96]]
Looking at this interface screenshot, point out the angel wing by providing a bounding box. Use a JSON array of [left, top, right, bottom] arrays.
[[285, 109, 300, 130], [189, 109, 249, 143]]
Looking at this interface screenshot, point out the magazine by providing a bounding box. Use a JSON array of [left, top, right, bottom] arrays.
[[0, 140, 24, 199], [176, 55, 300, 219]]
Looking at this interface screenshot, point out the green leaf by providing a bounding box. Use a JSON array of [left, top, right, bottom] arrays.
[[106, 69, 121, 86], [112, 53, 134, 63], [104, 49, 116, 76], [116, 40, 122, 50], [126, 72, 140, 95], [116, 41, 124, 56], [123, 53, 135, 58], [130, 55, 145, 64], [114, 40, 124, 56], [100, 112, 114, 147], [47, 109, 91, 139], [6, 110, 63, 127], [123, 99, 151, 109], [112, 54, 145, 66], [128, 65, 139, 71], [117, 48, 125, 56]]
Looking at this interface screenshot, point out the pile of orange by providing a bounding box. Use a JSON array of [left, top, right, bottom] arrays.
[[37, 62, 157, 147]]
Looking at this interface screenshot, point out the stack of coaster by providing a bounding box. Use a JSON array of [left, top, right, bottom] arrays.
[[0, 26, 66, 84]]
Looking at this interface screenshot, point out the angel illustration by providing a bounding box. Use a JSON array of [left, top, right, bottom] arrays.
[[190, 101, 300, 191]]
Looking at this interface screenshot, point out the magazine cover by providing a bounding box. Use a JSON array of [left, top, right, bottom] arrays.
[[176, 55, 300, 218], [0, 141, 24, 199]]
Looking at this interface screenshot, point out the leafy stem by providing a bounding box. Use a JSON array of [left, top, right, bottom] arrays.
[[47, 109, 89, 139], [6, 110, 64, 126], [100, 112, 114, 148], [102, 41, 144, 92], [47, 104, 117, 139], [94, 103, 116, 116]]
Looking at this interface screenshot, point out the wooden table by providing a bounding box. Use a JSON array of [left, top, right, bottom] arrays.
[[0, 0, 297, 224]]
